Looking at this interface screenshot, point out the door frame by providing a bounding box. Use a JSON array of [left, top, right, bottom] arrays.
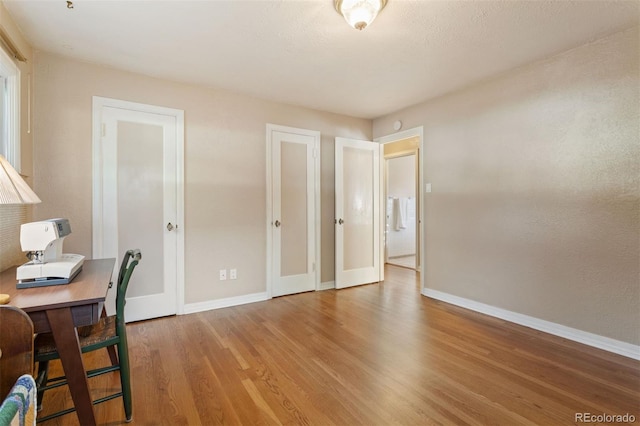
[[375, 127, 424, 287], [265, 123, 321, 298], [384, 151, 418, 267], [91, 96, 185, 315]]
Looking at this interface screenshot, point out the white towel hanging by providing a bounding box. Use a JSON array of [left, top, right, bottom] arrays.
[[393, 198, 407, 230], [400, 198, 408, 229]]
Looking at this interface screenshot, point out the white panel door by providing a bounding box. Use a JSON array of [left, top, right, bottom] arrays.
[[335, 137, 382, 289], [267, 125, 320, 298], [93, 98, 184, 322]]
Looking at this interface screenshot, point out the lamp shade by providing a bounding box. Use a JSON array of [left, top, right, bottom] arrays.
[[335, 0, 387, 30], [0, 155, 41, 204]]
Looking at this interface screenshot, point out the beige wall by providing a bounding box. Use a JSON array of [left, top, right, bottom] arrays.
[[0, 2, 34, 271], [374, 27, 640, 345], [19, 14, 640, 346], [32, 51, 371, 303]]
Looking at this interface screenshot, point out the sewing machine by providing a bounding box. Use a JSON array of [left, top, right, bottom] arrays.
[[15, 218, 84, 288]]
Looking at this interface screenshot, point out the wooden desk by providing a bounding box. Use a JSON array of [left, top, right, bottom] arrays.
[[0, 258, 115, 426]]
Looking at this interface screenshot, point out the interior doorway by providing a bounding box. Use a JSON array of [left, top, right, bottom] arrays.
[[385, 152, 417, 269], [383, 137, 419, 271]]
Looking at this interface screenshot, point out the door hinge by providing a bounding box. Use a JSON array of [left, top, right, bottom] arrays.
[[312, 262, 316, 272], [312, 147, 317, 159], [101, 123, 106, 137]]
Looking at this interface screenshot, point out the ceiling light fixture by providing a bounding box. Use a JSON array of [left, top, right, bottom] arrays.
[[334, 0, 387, 31]]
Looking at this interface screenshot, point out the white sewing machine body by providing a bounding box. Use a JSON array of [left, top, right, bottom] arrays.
[[16, 218, 84, 288]]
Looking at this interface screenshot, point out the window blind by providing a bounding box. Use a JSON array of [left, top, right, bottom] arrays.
[[0, 204, 26, 271]]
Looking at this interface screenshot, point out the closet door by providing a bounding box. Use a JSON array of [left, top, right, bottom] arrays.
[[267, 125, 320, 297], [93, 97, 184, 321]]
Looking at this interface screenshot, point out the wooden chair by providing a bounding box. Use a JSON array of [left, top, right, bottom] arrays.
[[34, 249, 141, 423], [0, 306, 36, 425], [0, 305, 34, 399]]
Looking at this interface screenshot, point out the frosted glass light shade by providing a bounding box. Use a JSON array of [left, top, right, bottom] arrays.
[[335, 0, 387, 31], [0, 155, 41, 204]]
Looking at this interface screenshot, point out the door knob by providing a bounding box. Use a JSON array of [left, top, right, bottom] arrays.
[[274, 220, 281, 227], [166, 222, 174, 231], [338, 218, 344, 225]]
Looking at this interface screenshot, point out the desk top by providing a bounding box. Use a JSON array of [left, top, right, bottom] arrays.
[[0, 258, 115, 313]]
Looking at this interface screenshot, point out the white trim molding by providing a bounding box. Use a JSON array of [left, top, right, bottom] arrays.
[[374, 126, 425, 277], [183, 292, 270, 315], [423, 288, 640, 361]]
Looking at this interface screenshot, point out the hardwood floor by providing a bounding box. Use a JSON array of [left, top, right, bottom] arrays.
[[38, 265, 640, 425], [387, 256, 416, 269]]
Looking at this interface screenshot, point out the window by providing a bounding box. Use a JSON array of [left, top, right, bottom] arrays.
[[0, 46, 20, 171], [0, 46, 23, 271]]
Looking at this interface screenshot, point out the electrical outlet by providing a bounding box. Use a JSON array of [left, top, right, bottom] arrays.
[[219, 269, 227, 281], [230, 269, 237, 280]]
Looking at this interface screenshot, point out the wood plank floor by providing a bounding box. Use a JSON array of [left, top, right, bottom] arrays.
[[387, 256, 416, 269], [38, 265, 640, 425]]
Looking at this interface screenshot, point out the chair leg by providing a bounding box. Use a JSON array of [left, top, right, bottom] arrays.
[[106, 345, 119, 366], [115, 341, 133, 422], [100, 307, 119, 365], [35, 361, 50, 411]]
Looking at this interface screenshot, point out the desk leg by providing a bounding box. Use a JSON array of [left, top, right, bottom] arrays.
[[46, 308, 97, 426]]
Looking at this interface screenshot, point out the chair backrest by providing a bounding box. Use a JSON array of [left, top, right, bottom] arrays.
[[0, 306, 34, 399], [116, 249, 132, 289], [115, 249, 142, 323]]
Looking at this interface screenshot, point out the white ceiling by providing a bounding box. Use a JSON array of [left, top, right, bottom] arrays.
[[4, 0, 639, 119]]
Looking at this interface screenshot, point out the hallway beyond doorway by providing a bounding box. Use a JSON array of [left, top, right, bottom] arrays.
[[387, 255, 416, 270]]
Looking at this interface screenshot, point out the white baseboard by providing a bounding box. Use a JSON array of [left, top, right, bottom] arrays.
[[183, 292, 270, 314], [422, 288, 640, 361], [319, 281, 335, 291], [183, 282, 336, 314]]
